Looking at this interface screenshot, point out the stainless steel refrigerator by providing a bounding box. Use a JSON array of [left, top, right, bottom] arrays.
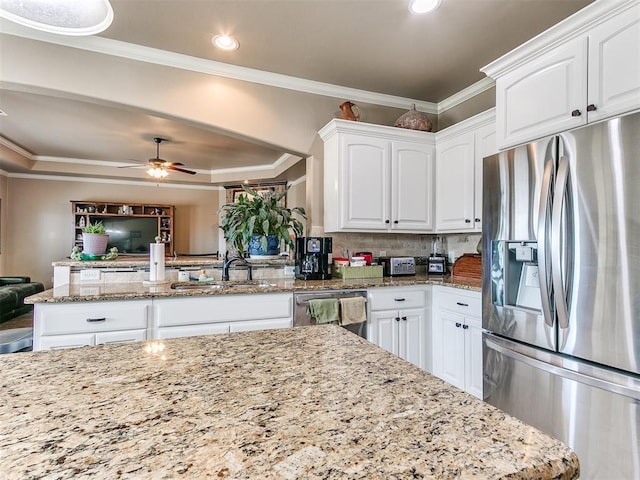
[[482, 110, 640, 479]]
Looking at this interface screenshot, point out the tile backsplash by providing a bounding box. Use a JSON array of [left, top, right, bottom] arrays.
[[329, 232, 481, 264]]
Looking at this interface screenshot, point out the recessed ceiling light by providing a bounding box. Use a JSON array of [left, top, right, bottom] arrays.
[[212, 34, 239, 51], [408, 0, 441, 15], [0, 0, 114, 36]]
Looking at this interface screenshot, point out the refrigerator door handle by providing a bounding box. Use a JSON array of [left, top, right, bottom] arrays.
[[537, 158, 555, 328], [551, 156, 570, 330], [484, 334, 640, 400]]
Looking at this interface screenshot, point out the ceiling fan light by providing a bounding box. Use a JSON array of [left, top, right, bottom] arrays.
[[212, 34, 239, 51], [0, 0, 114, 36], [408, 0, 441, 15], [147, 166, 168, 179]]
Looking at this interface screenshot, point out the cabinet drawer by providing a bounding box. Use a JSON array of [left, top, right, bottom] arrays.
[[369, 287, 426, 311], [37, 301, 150, 335], [154, 293, 293, 327], [436, 288, 481, 317]]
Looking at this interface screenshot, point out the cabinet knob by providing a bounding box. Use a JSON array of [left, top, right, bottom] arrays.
[[401, 316, 407, 321], [474, 218, 481, 223], [465, 219, 471, 223], [455, 322, 462, 328], [462, 324, 469, 330], [587, 104, 597, 112], [385, 219, 390, 224], [395, 317, 400, 322], [571, 109, 582, 117], [393, 220, 399, 224]]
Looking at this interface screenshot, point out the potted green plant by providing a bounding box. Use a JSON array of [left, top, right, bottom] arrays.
[[81, 221, 110, 255], [218, 185, 306, 257]]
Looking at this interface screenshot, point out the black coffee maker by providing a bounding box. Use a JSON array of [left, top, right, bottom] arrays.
[[295, 237, 332, 280]]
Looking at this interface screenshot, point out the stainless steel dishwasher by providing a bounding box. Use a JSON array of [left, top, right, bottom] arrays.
[[293, 289, 368, 339]]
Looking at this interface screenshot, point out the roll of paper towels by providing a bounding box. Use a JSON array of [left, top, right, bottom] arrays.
[[149, 243, 165, 282]]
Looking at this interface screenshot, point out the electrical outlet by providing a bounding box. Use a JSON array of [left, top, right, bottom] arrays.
[[80, 269, 101, 282], [379, 250, 386, 257]]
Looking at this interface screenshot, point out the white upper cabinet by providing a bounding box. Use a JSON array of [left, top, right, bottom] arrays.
[[484, 0, 640, 150], [435, 110, 496, 233], [320, 119, 435, 233]]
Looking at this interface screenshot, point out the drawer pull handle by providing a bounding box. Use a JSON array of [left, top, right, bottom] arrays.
[[455, 322, 462, 328], [462, 324, 469, 330], [456, 302, 469, 307], [86, 317, 106, 323], [394, 298, 406, 302]]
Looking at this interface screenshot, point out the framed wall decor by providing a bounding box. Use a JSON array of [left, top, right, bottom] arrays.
[[225, 182, 287, 207]]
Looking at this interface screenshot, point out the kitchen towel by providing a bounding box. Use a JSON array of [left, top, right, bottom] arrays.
[[149, 243, 165, 282], [306, 298, 339, 324], [339, 296, 367, 325]]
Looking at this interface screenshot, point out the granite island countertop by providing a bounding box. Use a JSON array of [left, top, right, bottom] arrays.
[[0, 325, 578, 479], [26, 274, 481, 304]]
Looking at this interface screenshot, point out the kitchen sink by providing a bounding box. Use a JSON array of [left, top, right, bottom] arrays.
[[171, 281, 276, 290]]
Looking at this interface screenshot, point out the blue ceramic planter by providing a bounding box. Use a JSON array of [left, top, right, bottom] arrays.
[[248, 235, 280, 257]]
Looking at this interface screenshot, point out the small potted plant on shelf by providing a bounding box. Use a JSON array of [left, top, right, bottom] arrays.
[[81, 221, 110, 255], [218, 185, 306, 257]]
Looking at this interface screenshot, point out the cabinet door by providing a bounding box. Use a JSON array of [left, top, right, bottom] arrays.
[[587, 4, 640, 123], [391, 141, 434, 231], [437, 310, 466, 390], [368, 310, 400, 356], [464, 319, 484, 399], [156, 323, 230, 339], [230, 317, 292, 333], [340, 134, 390, 230], [473, 123, 497, 232], [38, 333, 94, 350], [496, 36, 588, 149], [95, 329, 147, 346], [435, 132, 476, 231], [398, 308, 426, 370]]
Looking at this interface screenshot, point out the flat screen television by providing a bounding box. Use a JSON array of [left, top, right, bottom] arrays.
[[97, 217, 159, 255]]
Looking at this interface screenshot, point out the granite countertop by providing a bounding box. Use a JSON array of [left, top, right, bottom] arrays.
[[0, 325, 578, 479], [25, 275, 481, 304], [52, 256, 289, 268]]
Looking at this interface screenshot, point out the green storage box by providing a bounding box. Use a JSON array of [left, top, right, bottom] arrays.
[[333, 265, 383, 279]]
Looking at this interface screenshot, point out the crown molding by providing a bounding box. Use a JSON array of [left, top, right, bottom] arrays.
[[481, 0, 638, 79], [435, 107, 496, 142], [437, 77, 495, 114], [6, 172, 221, 190], [0, 135, 33, 158], [0, 20, 439, 113]]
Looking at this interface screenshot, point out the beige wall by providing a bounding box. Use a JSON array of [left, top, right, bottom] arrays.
[[5, 177, 222, 287], [0, 175, 7, 275]]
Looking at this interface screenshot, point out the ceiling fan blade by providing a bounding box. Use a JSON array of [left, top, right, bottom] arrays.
[[165, 162, 184, 167], [118, 164, 147, 169], [167, 165, 197, 175]]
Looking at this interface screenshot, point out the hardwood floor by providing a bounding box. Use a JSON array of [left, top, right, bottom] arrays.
[[0, 313, 33, 330]]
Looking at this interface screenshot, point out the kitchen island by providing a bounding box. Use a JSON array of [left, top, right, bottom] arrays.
[[0, 325, 578, 479]]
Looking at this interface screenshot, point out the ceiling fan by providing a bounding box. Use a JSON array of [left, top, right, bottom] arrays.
[[121, 137, 196, 178]]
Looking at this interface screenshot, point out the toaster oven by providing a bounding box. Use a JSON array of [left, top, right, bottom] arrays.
[[379, 257, 416, 276]]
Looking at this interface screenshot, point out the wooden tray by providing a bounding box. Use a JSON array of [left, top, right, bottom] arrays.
[[451, 254, 482, 281]]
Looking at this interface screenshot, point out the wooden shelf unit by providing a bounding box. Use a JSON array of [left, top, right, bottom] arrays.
[[71, 201, 175, 255]]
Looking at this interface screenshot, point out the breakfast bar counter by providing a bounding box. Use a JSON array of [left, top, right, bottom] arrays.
[[0, 325, 578, 479]]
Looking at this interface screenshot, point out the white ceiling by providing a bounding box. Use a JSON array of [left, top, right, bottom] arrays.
[[0, 0, 594, 186]]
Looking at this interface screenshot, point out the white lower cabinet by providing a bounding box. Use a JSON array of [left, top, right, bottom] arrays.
[[152, 293, 293, 339], [33, 300, 151, 351], [368, 286, 430, 372], [432, 286, 483, 398]]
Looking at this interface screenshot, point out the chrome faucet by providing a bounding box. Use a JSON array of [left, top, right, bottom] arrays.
[[222, 255, 252, 281]]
